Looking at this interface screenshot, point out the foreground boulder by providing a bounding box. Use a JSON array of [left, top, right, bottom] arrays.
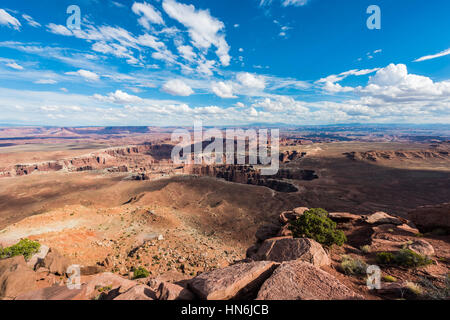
[[407, 239, 435, 256], [256, 260, 363, 300], [365, 212, 404, 225], [278, 207, 308, 224], [113, 284, 155, 300], [157, 282, 195, 300], [0, 256, 37, 299], [252, 237, 330, 267], [188, 261, 278, 300], [328, 212, 362, 222], [15, 285, 82, 300], [75, 272, 138, 300], [408, 203, 450, 233], [36, 249, 71, 276]]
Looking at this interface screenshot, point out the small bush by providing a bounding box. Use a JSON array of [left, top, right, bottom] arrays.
[[339, 255, 367, 275], [289, 208, 346, 247], [405, 281, 423, 296], [395, 249, 433, 268], [376, 252, 395, 265], [382, 275, 397, 282], [360, 245, 371, 253], [376, 249, 432, 268], [0, 239, 40, 260], [133, 266, 150, 279]]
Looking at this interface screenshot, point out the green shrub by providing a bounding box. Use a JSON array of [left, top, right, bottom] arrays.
[[0, 239, 40, 260], [376, 249, 432, 268], [382, 275, 397, 282], [133, 266, 150, 279], [395, 249, 433, 268], [376, 252, 395, 265], [360, 245, 371, 253], [288, 208, 346, 247], [339, 255, 367, 275]]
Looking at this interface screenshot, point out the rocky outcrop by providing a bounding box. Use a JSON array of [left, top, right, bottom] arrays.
[[328, 212, 363, 222], [75, 272, 138, 300], [408, 203, 450, 233], [188, 261, 278, 300], [344, 150, 450, 162], [256, 260, 363, 300], [15, 285, 82, 300], [113, 284, 155, 300], [190, 165, 304, 193], [251, 237, 330, 267], [278, 207, 307, 224], [279, 150, 306, 163], [156, 282, 195, 300], [0, 256, 37, 299], [407, 239, 435, 256], [365, 212, 404, 225], [36, 249, 71, 276]]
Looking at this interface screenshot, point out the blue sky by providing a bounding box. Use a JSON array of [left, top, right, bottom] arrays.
[[0, 0, 449, 126]]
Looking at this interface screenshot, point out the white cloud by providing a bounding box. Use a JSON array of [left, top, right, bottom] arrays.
[[362, 63, 450, 100], [46, 23, 72, 36], [162, 0, 231, 66], [211, 81, 236, 98], [162, 79, 194, 96], [137, 34, 165, 50], [282, 0, 308, 6], [316, 68, 380, 93], [0, 9, 21, 30], [65, 69, 100, 81], [132, 2, 164, 29], [414, 48, 450, 62], [177, 45, 196, 62], [260, 0, 308, 7], [34, 79, 57, 84], [6, 62, 23, 70], [94, 90, 142, 104], [22, 14, 41, 28], [236, 72, 266, 89]]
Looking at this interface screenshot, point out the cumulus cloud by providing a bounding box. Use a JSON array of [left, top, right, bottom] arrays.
[[65, 69, 100, 81], [177, 45, 196, 62], [162, 79, 194, 96], [361, 63, 450, 101], [93, 90, 142, 104], [0, 9, 21, 30], [236, 72, 266, 89], [162, 0, 231, 66], [132, 2, 164, 29], [414, 48, 450, 62], [211, 81, 236, 98]]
